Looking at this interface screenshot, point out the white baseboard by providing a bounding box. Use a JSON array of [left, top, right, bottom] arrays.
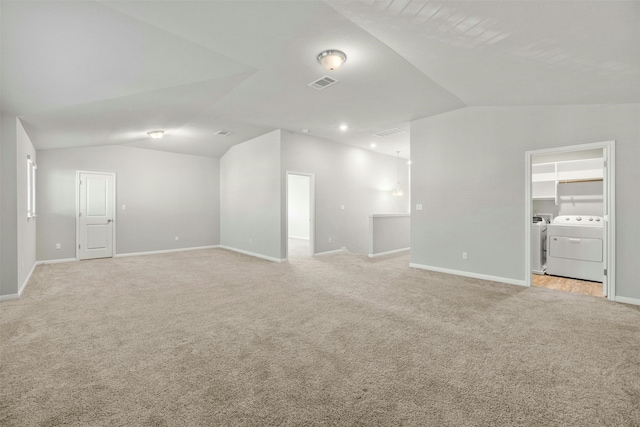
[[368, 247, 410, 258], [219, 246, 285, 263], [612, 295, 640, 307], [36, 258, 77, 265], [288, 236, 310, 241], [0, 293, 19, 302], [314, 247, 347, 257], [114, 245, 220, 258], [409, 263, 527, 287]]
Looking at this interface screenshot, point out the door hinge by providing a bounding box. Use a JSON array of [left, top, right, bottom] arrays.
[[604, 269, 608, 276], [78, 244, 81, 249], [79, 212, 82, 217]]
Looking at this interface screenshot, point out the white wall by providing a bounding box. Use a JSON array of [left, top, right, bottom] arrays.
[[287, 174, 310, 240], [220, 130, 282, 261], [410, 104, 640, 300], [534, 181, 603, 219], [0, 116, 37, 298], [16, 119, 37, 293], [281, 131, 409, 256], [37, 145, 220, 260]]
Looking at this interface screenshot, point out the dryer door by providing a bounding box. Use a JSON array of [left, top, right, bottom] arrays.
[[549, 236, 603, 262]]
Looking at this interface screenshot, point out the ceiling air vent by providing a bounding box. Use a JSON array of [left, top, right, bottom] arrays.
[[215, 130, 232, 136], [307, 76, 339, 90], [373, 128, 405, 137]]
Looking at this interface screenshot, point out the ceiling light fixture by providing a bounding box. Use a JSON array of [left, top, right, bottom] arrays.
[[317, 49, 347, 71], [392, 150, 404, 197], [147, 130, 165, 139], [407, 160, 412, 165], [370, 142, 377, 148], [339, 124, 348, 131]]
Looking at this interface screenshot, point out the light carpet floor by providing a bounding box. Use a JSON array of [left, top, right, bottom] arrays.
[[1, 248, 639, 426]]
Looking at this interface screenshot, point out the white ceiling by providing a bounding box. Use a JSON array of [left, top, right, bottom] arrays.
[[1, 1, 638, 159]]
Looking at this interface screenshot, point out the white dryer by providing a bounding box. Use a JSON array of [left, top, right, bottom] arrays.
[[546, 215, 604, 282]]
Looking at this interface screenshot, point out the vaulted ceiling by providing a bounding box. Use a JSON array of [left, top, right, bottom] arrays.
[[1, 1, 638, 158]]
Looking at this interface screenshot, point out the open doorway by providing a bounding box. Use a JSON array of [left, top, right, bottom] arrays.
[[286, 172, 314, 259], [525, 141, 615, 299]]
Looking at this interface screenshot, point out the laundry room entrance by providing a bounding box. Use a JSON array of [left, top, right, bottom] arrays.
[[525, 141, 615, 299]]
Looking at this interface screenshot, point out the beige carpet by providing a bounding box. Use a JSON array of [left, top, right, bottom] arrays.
[[1, 248, 639, 426]]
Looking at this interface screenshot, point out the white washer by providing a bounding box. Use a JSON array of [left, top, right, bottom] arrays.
[[531, 217, 547, 275], [546, 215, 604, 282]]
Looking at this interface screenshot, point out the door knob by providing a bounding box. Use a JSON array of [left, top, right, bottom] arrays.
[[107, 219, 112, 223]]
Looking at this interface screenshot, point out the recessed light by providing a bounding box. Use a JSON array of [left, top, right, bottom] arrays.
[[147, 130, 164, 139], [370, 142, 376, 148], [407, 160, 412, 165], [339, 124, 348, 131], [302, 128, 310, 133]]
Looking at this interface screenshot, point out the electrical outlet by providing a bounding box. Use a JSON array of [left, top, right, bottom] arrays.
[[416, 204, 423, 211], [328, 237, 332, 243], [462, 252, 468, 260], [175, 236, 179, 242], [122, 204, 127, 210], [55, 243, 61, 250], [340, 205, 345, 210], [249, 238, 253, 243]]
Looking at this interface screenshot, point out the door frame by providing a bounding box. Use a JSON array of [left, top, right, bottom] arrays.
[[285, 171, 315, 259], [75, 170, 117, 260], [524, 140, 615, 299]]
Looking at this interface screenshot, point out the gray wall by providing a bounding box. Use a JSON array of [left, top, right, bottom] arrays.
[[16, 119, 37, 291], [1, 114, 18, 297], [220, 130, 282, 260], [37, 145, 219, 260], [370, 215, 410, 256], [410, 104, 640, 300], [281, 131, 409, 256]]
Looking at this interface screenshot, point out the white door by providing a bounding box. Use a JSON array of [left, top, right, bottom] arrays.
[[78, 172, 115, 260]]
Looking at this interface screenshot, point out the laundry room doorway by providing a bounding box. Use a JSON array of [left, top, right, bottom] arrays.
[[286, 172, 315, 260], [525, 141, 616, 300]]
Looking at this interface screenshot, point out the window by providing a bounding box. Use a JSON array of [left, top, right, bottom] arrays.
[[27, 155, 37, 219]]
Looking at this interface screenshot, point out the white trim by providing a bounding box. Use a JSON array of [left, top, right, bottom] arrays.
[[219, 245, 285, 263], [76, 170, 117, 261], [525, 141, 615, 300], [17, 262, 37, 297], [369, 213, 411, 218], [612, 296, 640, 307], [36, 258, 77, 265], [288, 236, 310, 241], [0, 293, 20, 302], [368, 247, 410, 258], [314, 247, 346, 257], [114, 245, 220, 258], [410, 263, 527, 287]]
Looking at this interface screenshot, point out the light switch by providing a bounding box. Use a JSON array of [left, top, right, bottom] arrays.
[[340, 205, 345, 210], [122, 204, 127, 210], [416, 204, 423, 211]]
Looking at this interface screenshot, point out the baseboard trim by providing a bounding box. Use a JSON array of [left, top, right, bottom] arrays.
[[409, 263, 527, 287], [219, 246, 285, 263], [314, 247, 346, 257], [288, 236, 310, 241], [36, 258, 77, 265], [114, 245, 220, 258], [368, 247, 410, 258], [612, 295, 640, 307], [0, 293, 20, 302]]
